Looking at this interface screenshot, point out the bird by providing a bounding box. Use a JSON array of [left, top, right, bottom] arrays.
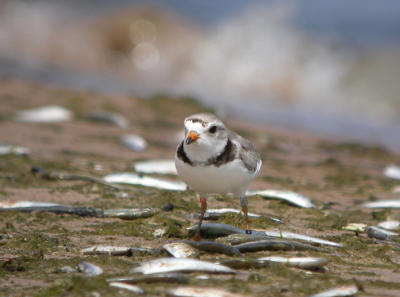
[[175, 113, 262, 241]]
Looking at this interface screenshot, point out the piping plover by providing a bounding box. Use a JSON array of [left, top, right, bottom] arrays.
[[175, 113, 262, 240]]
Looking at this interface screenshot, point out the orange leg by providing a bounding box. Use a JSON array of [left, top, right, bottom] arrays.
[[192, 196, 207, 241], [241, 196, 252, 234]]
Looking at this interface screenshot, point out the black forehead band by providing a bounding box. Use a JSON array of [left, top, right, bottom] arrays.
[[186, 118, 208, 127]]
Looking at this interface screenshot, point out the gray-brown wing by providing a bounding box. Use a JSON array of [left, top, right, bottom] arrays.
[[228, 130, 262, 174]]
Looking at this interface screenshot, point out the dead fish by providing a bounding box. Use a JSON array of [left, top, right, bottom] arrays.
[[257, 256, 329, 270], [81, 246, 133, 256], [107, 273, 189, 284], [261, 230, 343, 247], [363, 200, 400, 209], [129, 247, 163, 256], [246, 189, 315, 208], [103, 208, 159, 220], [0, 145, 30, 156], [167, 286, 243, 297], [378, 220, 400, 230], [163, 242, 200, 258], [44, 171, 122, 191], [15, 105, 73, 123], [134, 160, 177, 175], [109, 282, 144, 294], [190, 208, 260, 220], [104, 173, 187, 191], [0, 201, 101, 217], [81, 246, 160, 257], [366, 226, 398, 240], [0, 201, 62, 208], [216, 234, 272, 245], [219, 258, 271, 269], [182, 240, 241, 256], [0, 205, 100, 217], [384, 165, 400, 180], [309, 285, 358, 297], [121, 134, 147, 151], [130, 258, 237, 275], [77, 261, 103, 276], [187, 223, 246, 238], [342, 223, 367, 233], [88, 111, 129, 128], [234, 239, 325, 253]]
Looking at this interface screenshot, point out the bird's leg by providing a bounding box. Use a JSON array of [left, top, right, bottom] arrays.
[[192, 196, 207, 241], [241, 196, 252, 234]]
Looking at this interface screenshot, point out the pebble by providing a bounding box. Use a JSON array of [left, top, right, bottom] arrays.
[[121, 134, 147, 151]]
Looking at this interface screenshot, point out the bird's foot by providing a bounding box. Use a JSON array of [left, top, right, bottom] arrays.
[[245, 229, 252, 234]]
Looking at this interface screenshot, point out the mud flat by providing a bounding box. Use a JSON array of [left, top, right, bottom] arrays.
[[0, 79, 400, 296]]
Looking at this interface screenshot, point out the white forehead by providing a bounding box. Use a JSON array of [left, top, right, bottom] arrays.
[[184, 120, 207, 132]]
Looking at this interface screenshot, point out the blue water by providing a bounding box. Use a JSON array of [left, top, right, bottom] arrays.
[[44, 0, 400, 47]]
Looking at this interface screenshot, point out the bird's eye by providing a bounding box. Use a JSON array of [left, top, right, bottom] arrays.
[[209, 125, 217, 134]]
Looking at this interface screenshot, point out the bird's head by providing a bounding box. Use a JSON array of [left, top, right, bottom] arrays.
[[183, 113, 228, 163]]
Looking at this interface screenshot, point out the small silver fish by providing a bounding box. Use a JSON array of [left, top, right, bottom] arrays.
[[0, 201, 62, 209], [247, 189, 315, 208], [216, 234, 272, 245], [15, 105, 73, 123], [121, 134, 147, 151], [234, 239, 324, 253], [186, 223, 246, 238], [109, 282, 144, 294], [163, 242, 200, 258], [104, 173, 187, 191], [0, 145, 30, 156], [45, 171, 121, 190], [384, 165, 400, 180], [262, 230, 343, 247], [309, 285, 358, 297], [129, 247, 162, 256], [257, 256, 329, 270], [182, 240, 241, 256], [378, 220, 400, 230], [81, 246, 133, 256], [167, 286, 243, 297], [103, 208, 159, 220], [130, 258, 237, 275], [190, 208, 260, 220], [219, 258, 270, 269], [88, 111, 129, 128], [134, 160, 177, 175], [366, 226, 398, 240], [107, 273, 189, 284], [77, 261, 103, 276], [363, 200, 400, 209]]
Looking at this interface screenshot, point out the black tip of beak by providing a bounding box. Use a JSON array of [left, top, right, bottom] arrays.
[[185, 137, 194, 145]]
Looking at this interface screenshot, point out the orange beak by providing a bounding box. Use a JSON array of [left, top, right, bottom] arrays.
[[186, 131, 199, 145]]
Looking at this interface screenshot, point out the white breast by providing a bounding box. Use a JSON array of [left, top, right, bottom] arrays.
[[175, 156, 256, 197]]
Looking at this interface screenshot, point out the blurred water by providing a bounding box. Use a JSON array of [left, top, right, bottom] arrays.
[[0, 1, 400, 150]]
